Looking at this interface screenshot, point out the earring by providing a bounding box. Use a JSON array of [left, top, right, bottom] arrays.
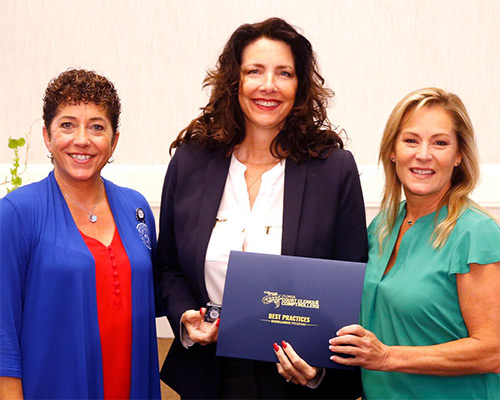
[[391, 157, 395, 163], [107, 155, 114, 164], [455, 162, 460, 167], [47, 152, 53, 159]]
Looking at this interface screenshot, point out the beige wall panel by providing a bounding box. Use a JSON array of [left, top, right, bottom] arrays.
[[1, 0, 499, 199]]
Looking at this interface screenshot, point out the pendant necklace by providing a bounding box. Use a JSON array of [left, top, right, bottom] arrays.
[[246, 162, 278, 191], [63, 179, 104, 223], [235, 149, 279, 191]]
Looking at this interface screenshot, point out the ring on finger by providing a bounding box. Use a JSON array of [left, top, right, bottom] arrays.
[[286, 375, 293, 383]]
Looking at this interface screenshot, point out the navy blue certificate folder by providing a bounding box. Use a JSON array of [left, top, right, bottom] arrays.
[[216, 251, 366, 370]]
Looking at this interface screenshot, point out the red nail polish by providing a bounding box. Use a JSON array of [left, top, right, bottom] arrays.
[[273, 343, 280, 352], [199, 308, 203, 314], [281, 340, 287, 348], [216, 318, 220, 327]]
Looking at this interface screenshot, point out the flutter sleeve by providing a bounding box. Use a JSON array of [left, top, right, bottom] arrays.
[[449, 211, 500, 275]]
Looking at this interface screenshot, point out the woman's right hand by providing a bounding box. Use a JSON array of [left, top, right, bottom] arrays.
[[329, 324, 390, 370], [181, 308, 220, 345]]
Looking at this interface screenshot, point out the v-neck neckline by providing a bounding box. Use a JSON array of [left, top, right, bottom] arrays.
[[379, 202, 443, 282], [79, 225, 118, 248]]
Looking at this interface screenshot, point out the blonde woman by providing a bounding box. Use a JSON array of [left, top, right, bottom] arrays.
[[328, 88, 500, 399]]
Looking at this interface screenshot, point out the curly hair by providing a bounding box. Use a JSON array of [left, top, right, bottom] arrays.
[[43, 69, 121, 138], [171, 17, 343, 163], [377, 87, 495, 249]]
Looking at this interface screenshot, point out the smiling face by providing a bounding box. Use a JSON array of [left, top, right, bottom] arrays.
[[391, 106, 462, 202], [391, 105, 462, 205], [43, 102, 119, 187], [238, 37, 298, 138]]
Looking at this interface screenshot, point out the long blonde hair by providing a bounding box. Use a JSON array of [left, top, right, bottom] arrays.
[[378, 87, 488, 248]]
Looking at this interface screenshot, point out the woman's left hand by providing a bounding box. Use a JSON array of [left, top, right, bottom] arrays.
[[274, 341, 321, 386], [329, 324, 390, 371]]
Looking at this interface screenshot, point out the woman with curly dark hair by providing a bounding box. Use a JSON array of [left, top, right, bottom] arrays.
[[156, 18, 367, 399], [0, 69, 160, 399]]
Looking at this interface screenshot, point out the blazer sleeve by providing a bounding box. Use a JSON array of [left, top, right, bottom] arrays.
[[155, 149, 200, 336], [0, 198, 29, 378], [310, 151, 365, 400], [333, 151, 368, 263]]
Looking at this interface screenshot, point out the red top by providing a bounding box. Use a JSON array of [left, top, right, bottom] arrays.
[[80, 227, 132, 400]]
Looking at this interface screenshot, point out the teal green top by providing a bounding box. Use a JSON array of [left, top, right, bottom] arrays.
[[360, 203, 500, 399]]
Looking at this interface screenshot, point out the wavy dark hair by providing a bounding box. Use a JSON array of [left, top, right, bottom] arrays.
[[171, 17, 343, 163], [43, 69, 121, 140]]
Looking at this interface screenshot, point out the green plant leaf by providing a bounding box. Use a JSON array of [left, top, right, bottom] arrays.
[[5, 130, 30, 194], [8, 138, 19, 149]]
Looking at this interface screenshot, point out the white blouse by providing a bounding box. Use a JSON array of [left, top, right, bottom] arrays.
[[183, 154, 326, 387], [203, 155, 325, 387], [204, 153, 285, 305]]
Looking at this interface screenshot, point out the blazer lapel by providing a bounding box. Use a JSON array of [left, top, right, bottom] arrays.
[[195, 155, 231, 302], [282, 159, 307, 256]]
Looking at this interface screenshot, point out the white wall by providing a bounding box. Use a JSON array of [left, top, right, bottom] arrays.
[[1, 0, 499, 338]]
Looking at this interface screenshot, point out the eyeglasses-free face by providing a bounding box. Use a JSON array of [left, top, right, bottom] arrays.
[[238, 37, 298, 138], [43, 102, 119, 188], [391, 105, 462, 205]]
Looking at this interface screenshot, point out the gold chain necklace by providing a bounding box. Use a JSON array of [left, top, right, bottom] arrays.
[[235, 148, 279, 191], [246, 162, 279, 191]]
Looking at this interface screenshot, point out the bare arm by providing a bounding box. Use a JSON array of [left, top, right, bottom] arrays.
[[329, 261, 500, 375], [0, 377, 23, 400]]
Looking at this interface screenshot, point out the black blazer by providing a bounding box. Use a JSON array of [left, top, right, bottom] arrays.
[[156, 143, 368, 399]]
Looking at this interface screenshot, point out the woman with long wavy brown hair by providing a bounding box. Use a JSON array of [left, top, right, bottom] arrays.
[[156, 18, 367, 399]]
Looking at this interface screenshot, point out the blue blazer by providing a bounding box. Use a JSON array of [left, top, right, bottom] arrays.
[[156, 143, 368, 399]]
